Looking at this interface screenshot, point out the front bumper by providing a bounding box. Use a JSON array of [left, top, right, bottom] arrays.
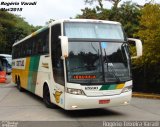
[[65, 91, 132, 110]]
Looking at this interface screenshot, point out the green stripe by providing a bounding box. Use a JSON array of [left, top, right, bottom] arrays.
[[109, 84, 117, 90], [28, 56, 40, 93], [100, 84, 117, 90]]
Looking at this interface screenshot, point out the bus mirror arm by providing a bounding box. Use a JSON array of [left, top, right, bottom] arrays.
[[59, 36, 69, 59], [128, 38, 143, 59]]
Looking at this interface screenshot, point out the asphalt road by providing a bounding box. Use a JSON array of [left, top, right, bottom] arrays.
[[0, 76, 160, 127]]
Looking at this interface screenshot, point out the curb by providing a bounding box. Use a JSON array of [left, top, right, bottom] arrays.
[[132, 92, 160, 99], [0, 81, 11, 84]]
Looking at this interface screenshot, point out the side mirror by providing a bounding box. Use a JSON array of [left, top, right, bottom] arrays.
[[128, 38, 143, 59], [59, 36, 69, 59]]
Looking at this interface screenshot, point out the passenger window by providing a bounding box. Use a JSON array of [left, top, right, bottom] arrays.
[[12, 28, 49, 58]]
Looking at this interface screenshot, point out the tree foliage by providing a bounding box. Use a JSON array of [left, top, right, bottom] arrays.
[[134, 3, 160, 87], [136, 4, 160, 65], [76, 7, 98, 19], [110, 2, 141, 37], [76, 7, 110, 20], [0, 11, 40, 54], [45, 19, 55, 25], [85, 0, 121, 9], [130, 3, 160, 92], [77, 1, 141, 37]]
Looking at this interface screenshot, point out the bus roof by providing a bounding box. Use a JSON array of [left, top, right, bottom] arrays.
[[0, 54, 12, 58], [51, 19, 121, 25], [13, 19, 121, 47]]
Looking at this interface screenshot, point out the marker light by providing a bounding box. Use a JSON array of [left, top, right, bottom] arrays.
[[66, 88, 85, 95]]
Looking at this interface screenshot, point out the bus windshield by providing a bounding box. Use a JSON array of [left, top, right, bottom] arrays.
[[66, 41, 131, 84], [64, 22, 125, 40], [64, 22, 131, 84]]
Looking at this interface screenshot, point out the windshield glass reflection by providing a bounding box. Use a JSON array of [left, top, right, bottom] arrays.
[[66, 42, 131, 84]]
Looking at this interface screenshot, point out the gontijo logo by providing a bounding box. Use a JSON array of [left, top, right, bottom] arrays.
[[12, 58, 26, 69]]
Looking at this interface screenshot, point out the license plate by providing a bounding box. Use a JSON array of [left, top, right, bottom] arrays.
[[99, 100, 110, 104]]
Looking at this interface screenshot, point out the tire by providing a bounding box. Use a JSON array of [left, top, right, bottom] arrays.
[[17, 77, 24, 92], [15, 76, 17, 85], [43, 85, 55, 108]]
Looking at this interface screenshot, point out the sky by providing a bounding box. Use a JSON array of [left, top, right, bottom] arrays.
[[1, 0, 160, 26]]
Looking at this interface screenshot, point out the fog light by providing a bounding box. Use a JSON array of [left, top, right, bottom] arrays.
[[71, 105, 78, 109], [123, 101, 129, 105]]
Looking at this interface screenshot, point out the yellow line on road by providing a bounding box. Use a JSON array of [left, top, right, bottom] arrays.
[[133, 92, 160, 99]]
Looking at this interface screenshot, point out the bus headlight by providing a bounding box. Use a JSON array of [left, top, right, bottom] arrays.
[[122, 85, 132, 93], [66, 88, 85, 95]]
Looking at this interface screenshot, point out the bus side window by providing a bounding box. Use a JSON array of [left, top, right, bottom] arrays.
[[36, 29, 49, 55], [51, 24, 65, 86], [43, 34, 49, 53], [37, 37, 43, 54], [32, 38, 36, 55], [41, 29, 49, 53], [26, 39, 31, 56]]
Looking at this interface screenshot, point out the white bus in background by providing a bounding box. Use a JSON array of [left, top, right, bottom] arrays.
[[0, 54, 12, 74], [12, 19, 142, 110]]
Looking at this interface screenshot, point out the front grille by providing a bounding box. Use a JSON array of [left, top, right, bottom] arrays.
[[84, 89, 122, 97]]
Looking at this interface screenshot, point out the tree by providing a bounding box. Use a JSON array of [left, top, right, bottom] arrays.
[[0, 11, 40, 54], [0, 24, 5, 46], [76, 7, 98, 19], [109, 2, 141, 37], [136, 3, 160, 65], [77, 0, 111, 20], [85, 0, 121, 9], [0, 11, 16, 53], [45, 19, 55, 25], [133, 3, 160, 92], [77, 1, 141, 37]]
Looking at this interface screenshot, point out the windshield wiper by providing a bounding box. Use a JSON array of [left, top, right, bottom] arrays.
[[121, 42, 130, 62], [103, 48, 121, 82], [121, 42, 131, 77]]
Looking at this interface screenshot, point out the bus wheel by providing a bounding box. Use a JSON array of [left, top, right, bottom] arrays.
[[15, 76, 18, 85], [43, 85, 55, 108], [17, 77, 24, 92]]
